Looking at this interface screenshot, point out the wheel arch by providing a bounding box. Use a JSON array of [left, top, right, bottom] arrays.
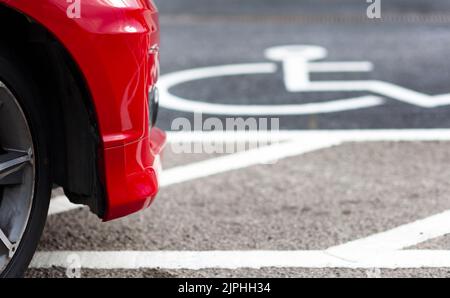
[[0, 4, 106, 217]]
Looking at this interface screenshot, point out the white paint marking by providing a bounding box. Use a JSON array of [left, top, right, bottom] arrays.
[[271, 44, 450, 107], [295, 80, 450, 108], [265, 45, 326, 90], [48, 196, 84, 216], [159, 44, 450, 115], [166, 129, 450, 144], [160, 138, 339, 187], [159, 63, 385, 115], [328, 210, 450, 257], [33, 210, 450, 270], [308, 62, 374, 73], [265, 45, 373, 92], [30, 250, 450, 270]]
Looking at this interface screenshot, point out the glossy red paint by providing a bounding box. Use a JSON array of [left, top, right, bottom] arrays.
[[1, 0, 166, 220]]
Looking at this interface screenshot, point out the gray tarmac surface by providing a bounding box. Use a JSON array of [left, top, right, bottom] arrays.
[[27, 0, 450, 277]]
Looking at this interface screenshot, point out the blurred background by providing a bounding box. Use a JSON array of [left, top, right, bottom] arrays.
[[156, 0, 450, 15], [154, 0, 450, 130]]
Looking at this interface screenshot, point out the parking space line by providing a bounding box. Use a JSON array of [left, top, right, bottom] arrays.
[[328, 210, 450, 256], [160, 138, 339, 187], [48, 196, 84, 216], [39, 202, 450, 270], [30, 250, 450, 270], [166, 129, 450, 143]]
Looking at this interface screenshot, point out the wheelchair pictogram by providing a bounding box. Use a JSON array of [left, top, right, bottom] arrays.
[[159, 45, 450, 116]]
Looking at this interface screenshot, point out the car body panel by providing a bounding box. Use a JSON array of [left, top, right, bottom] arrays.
[[1, 0, 165, 220]]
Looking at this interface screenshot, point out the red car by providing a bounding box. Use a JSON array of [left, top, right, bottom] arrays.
[[0, 0, 164, 277]]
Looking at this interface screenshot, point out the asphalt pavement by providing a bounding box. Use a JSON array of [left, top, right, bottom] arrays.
[[27, 0, 450, 278]]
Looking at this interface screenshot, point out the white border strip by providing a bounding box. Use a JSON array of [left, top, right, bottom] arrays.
[[48, 196, 84, 216], [166, 129, 450, 143], [30, 250, 450, 270], [329, 210, 450, 255], [161, 138, 339, 187]]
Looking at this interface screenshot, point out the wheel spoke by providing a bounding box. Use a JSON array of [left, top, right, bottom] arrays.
[[0, 150, 31, 184], [0, 227, 15, 258]]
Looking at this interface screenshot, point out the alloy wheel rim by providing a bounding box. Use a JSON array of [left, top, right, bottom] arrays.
[[0, 81, 35, 273]]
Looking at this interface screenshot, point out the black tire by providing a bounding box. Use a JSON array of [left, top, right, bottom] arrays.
[[0, 45, 51, 278]]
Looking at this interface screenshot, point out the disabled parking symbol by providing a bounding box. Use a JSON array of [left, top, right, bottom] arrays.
[[159, 45, 450, 115]]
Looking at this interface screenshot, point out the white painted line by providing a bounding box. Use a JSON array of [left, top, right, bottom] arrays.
[[264, 45, 373, 92], [48, 196, 84, 216], [328, 210, 450, 258], [296, 80, 450, 108], [29, 250, 450, 270], [308, 62, 374, 73], [166, 129, 450, 144], [161, 138, 339, 187], [36, 205, 450, 269]]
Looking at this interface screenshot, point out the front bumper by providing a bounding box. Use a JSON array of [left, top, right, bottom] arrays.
[[103, 127, 166, 221]]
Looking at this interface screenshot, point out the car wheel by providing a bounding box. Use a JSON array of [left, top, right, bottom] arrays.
[[0, 46, 51, 278]]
